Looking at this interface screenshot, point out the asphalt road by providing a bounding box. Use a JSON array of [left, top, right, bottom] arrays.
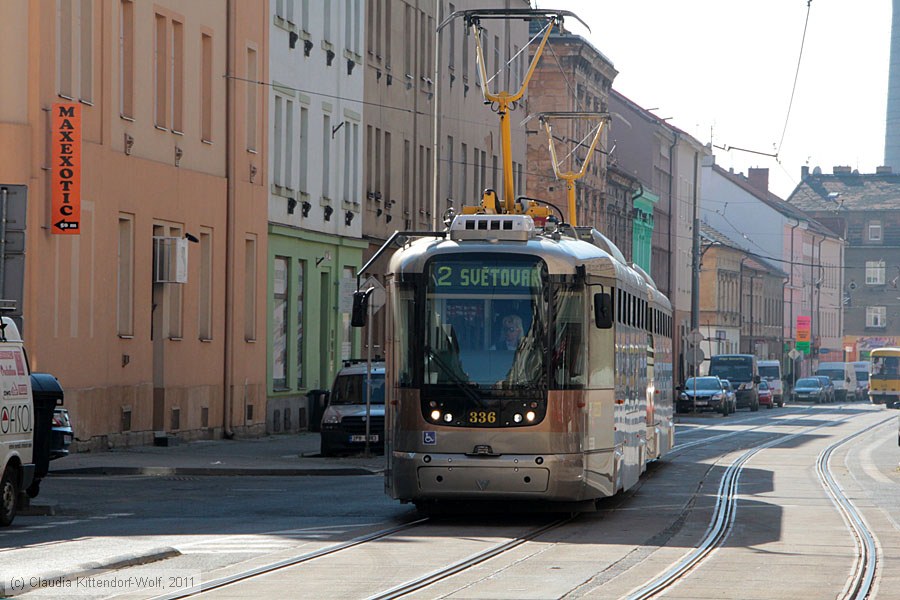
[[2, 403, 898, 599]]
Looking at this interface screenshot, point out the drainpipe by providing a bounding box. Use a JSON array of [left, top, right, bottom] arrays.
[[667, 131, 679, 300], [739, 257, 748, 353], [222, 0, 235, 439], [691, 149, 700, 331], [431, 0, 441, 230]]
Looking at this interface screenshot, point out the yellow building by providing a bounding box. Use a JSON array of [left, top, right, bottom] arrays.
[[0, 1, 268, 447]]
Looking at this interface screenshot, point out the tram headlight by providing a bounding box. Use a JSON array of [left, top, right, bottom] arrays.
[[430, 410, 442, 421], [513, 413, 523, 423], [443, 412, 454, 423], [526, 411, 536, 422]]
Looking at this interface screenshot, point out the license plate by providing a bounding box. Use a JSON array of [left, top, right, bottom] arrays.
[[467, 410, 498, 425], [694, 400, 708, 406], [350, 434, 379, 443], [64, 434, 73, 443]]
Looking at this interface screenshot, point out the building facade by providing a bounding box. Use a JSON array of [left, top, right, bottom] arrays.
[[266, 0, 367, 432], [702, 160, 844, 380], [0, 0, 269, 447], [787, 166, 900, 361], [608, 90, 708, 385], [525, 26, 617, 228], [359, 0, 532, 355]]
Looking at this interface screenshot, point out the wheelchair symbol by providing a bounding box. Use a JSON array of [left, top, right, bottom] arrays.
[[423, 431, 436, 445]]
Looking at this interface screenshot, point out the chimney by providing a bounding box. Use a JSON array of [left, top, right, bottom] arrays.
[[833, 165, 852, 174], [877, 165, 894, 175], [747, 167, 769, 193], [801, 165, 810, 180]]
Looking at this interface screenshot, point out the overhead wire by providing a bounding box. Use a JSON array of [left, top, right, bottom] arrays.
[[776, 0, 814, 157]]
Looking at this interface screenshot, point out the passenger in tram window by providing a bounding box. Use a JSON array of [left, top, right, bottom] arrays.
[[492, 314, 525, 351]]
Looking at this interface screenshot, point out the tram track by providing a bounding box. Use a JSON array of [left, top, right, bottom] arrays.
[[623, 410, 896, 600], [151, 518, 431, 599], [151, 406, 889, 600]]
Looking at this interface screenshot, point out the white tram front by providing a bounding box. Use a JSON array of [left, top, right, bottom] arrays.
[[382, 214, 673, 510]]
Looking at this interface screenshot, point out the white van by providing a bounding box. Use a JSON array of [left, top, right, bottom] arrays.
[[0, 317, 35, 527], [758, 360, 784, 407], [816, 362, 858, 402]]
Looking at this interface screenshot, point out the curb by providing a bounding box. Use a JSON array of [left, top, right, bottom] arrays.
[[50, 466, 383, 477], [0, 547, 180, 597]]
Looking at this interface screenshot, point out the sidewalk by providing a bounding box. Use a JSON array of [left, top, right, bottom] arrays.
[[48, 432, 385, 477]]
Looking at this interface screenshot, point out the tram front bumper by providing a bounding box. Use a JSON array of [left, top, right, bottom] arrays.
[[390, 451, 590, 502]]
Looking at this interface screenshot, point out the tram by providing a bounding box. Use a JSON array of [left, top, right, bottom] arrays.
[[352, 9, 673, 511], [375, 217, 673, 510]]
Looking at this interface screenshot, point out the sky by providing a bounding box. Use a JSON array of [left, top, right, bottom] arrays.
[[534, 0, 893, 200]]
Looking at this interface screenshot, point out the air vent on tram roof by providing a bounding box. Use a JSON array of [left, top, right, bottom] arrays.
[[449, 214, 534, 242]]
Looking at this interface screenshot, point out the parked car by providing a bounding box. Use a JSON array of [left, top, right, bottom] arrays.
[[50, 408, 73, 460], [758, 380, 774, 409], [677, 376, 731, 415], [792, 377, 827, 403], [719, 379, 738, 414], [814, 375, 836, 403], [319, 361, 386, 457]]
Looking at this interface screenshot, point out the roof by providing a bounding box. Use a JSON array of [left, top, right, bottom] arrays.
[[699, 222, 788, 278], [786, 171, 900, 212], [710, 164, 837, 238]]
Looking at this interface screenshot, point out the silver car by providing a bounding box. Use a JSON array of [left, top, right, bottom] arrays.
[[319, 361, 385, 456]]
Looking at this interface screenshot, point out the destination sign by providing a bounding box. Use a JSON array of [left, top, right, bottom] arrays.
[[431, 263, 542, 290]]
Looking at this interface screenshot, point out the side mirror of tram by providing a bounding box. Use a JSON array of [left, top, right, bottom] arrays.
[[351, 289, 371, 327], [593, 292, 613, 329]]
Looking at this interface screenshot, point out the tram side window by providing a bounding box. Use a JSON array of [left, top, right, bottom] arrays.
[[395, 287, 416, 386], [552, 285, 585, 388]]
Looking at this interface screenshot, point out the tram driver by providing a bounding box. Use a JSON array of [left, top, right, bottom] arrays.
[[492, 314, 525, 351]]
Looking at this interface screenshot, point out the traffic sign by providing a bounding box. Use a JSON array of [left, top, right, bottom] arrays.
[[796, 341, 810, 353], [361, 276, 386, 313], [788, 349, 802, 360], [686, 346, 705, 367], [687, 329, 703, 346]]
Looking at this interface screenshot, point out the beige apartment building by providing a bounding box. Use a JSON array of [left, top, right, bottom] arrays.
[[0, 0, 268, 447]]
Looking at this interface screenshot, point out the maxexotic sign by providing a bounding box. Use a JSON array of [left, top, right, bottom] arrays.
[[51, 103, 81, 234]]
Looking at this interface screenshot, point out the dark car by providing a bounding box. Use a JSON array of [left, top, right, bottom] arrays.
[[320, 361, 386, 456], [719, 379, 738, 414], [677, 377, 731, 415], [792, 377, 826, 403], [50, 408, 74, 460], [814, 375, 835, 403]]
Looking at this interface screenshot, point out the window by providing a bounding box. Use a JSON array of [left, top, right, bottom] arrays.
[[343, 120, 351, 203], [460, 143, 468, 203], [246, 47, 258, 151], [341, 267, 354, 360], [380, 0, 388, 64], [868, 220, 883, 242], [446, 136, 454, 201], [374, 123, 382, 206], [244, 236, 257, 341], [448, 3, 456, 70], [404, 5, 413, 77], [298, 105, 309, 193], [171, 19, 184, 133], [58, 0, 94, 102], [273, 96, 294, 190], [272, 256, 289, 389], [117, 214, 134, 336], [322, 113, 332, 199], [198, 229, 213, 340], [154, 14, 167, 127], [866, 260, 885, 285], [200, 32, 213, 141], [365, 125, 373, 196], [867, 306, 886, 328], [323, 0, 332, 43], [119, 0, 134, 118], [296, 260, 305, 388]]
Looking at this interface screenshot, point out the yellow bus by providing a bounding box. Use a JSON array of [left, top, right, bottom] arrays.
[[868, 347, 900, 408]]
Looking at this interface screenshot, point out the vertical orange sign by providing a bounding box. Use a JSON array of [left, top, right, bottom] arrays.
[[51, 103, 81, 234]]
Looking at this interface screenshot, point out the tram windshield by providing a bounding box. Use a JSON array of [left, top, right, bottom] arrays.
[[423, 255, 549, 389]]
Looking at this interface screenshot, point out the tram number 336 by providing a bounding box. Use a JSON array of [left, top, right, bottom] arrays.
[[468, 410, 497, 424]]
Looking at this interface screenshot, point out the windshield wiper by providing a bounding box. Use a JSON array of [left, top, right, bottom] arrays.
[[424, 346, 483, 404]]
